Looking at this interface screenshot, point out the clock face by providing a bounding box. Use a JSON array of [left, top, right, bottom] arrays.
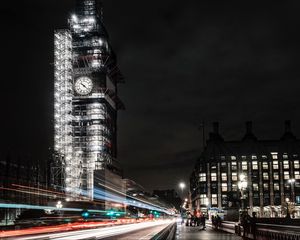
[[74, 76, 93, 95]]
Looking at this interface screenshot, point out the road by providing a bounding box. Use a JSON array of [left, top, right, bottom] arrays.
[[3, 220, 172, 240]]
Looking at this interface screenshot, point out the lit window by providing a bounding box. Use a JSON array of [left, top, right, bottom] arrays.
[[274, 183, 280, 191], [283, 160, 289, 169], [200, 194, 207, 205], [252, 155, 257, 160], [295, 171, 300, 180], [221, 173, 227, 181], [294, 160, 300, 169], [271, 152, 278, 159], [273, 172, 279, 180], [253, 183, 259, 191], [232, 172, 237, 181], [231, 156, 236, 160], [232, 184, 237, 191], [263, 162, 268, 169], [273, 161, 279, 170], [284, 171, 290, 180], [263, 172, 269, 180], [231, 161, 237, 170], [252, 161, 258, 170], [211, 173, 217, 181], [199, 173, 206, 182], [263, 183, 269, 190], [222, 183, 227, 192], [262, 155, 267, 159], [283, 154, 288, 159], [212, 194, 218, 205], [242, 156, 246, 160], [242, 161, 248, 170]]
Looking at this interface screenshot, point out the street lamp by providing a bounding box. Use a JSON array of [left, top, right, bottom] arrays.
[[285, 198, 291, 218], [56, 200, 63, 215], [179, 182, 186, 195], [288, 178, 296, 203], [238, 173, 248, 216], [178, 182, 186, 224]]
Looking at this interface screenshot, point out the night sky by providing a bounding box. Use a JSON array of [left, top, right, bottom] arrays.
[[1, 1, 300, 192]]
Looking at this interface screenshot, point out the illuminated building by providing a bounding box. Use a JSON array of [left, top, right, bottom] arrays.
[[190, 121, 300, 219], [54, 0, 124, 199]]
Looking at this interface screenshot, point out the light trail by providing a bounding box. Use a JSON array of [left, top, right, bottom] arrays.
[[8, 219, 173, 240]]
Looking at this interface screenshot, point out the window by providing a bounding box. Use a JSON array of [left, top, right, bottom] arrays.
[[294, 160, 300, 169], [222, 183, 227, 192], [284, 171, 290, 180], [221, 156, 225, 160], [271, 152, 278, 159], [231, 161, 237, 170], [242, 156, 246, 160], [232, 184, 237, 191], [295, 171, 300, 180], [263, 162, 269, 169], [212, 194, 218, 205], [283, 154, 288, 159], [231, 156, 236, 160], [252, 155, 257, 160], [221, 173, 227, 181], [200, 194, 207, 205], [232, 172, 237, 181], [242, 161, 248, 170], [252, 161, 258, 170], [211, 173, 217, 181], [283, 160, 289, 169], [274, 183, 280, 191], [263, 183, 269, 191], [199, 173, 206, 182], [273, 172, 279, 180], [253, 183, 259, 191], [262, 155, 267, 159], [263, 172, 269, 180], [273, 161, 279, 170]]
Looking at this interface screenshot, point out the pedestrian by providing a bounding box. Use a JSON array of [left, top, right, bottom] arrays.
[[201, 214, 206, 230], [250, 212, 257, 240]]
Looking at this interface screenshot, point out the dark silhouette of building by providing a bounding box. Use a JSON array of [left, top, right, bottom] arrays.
[[153, 189, 182, 210]]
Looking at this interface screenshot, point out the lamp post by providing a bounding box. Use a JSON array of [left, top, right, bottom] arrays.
[[179, 182, 186, 196], [288, 178, 296, 203], [238, 173, 248, 217], [179, 182, 186, 223], [56, 200, 63, 215], [285, 197, 291, 218]]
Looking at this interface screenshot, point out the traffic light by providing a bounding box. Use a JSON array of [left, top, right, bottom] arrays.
[[81, 210, 90, 219]]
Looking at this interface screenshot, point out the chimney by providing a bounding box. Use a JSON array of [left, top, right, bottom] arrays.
[[213, 122, 219, 134], [285, 120, 291, 133], [246, 121, 253, 134]]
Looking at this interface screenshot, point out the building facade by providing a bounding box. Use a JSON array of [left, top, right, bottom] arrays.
[[54, 0, 124, 199], [190, 121, 300, 218]]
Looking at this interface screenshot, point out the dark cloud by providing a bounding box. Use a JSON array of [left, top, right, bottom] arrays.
[[1, 0, 300, 191]]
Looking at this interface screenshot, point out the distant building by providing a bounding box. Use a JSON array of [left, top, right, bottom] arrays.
[[190, 121, 300, 219], [153, 189, 182, 210]]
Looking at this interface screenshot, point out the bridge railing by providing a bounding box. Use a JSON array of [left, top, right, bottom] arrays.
[[214, 220, 300, 240], [151, 221, 177, 240]]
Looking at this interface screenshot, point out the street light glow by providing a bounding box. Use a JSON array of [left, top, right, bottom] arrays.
[[179, 182, 185, 190]]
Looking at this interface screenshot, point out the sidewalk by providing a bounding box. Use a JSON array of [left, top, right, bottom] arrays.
[[175, 222, 242, 240]]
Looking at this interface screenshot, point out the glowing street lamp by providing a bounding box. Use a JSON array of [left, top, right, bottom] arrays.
[[238, 173, 248, 215]]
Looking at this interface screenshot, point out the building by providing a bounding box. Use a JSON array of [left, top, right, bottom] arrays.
[[190, 121, 300, 219], [53, 0, 124, 200]]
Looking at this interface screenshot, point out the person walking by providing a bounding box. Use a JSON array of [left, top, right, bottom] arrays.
[[200, 214, 206, 230]]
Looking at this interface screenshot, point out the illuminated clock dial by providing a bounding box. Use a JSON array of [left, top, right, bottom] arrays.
[[74, 76, 93, 95]]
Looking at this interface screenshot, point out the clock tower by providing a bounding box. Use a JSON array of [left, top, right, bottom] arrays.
[[54, 0, 124, 199]]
